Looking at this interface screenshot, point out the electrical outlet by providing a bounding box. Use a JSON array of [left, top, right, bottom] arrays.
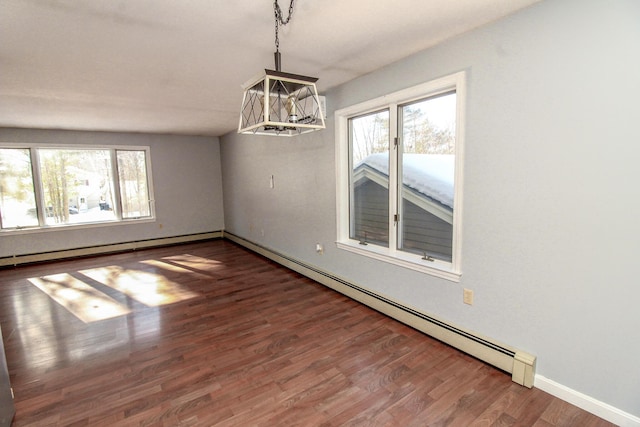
[[463, 288, 474, 305], [315, 243, 324, 254]]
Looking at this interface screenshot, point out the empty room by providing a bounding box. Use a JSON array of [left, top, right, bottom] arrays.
[[1, 0, 639, 425]]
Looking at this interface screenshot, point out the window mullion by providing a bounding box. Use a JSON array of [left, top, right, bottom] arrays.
[[347, 119, 355, 241], [30, 148, 47, 227], [396, 104, 405, 253], [144, 149, 155, 218], [388, 104, 399, 253], [110, 150, 123, 220]]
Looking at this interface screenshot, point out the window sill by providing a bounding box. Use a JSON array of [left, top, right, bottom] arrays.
[[336, 240, 461, 282], [0, 217, 155, 236]]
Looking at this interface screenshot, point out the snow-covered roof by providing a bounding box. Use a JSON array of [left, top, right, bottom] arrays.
[[355, 153, 454, 209]]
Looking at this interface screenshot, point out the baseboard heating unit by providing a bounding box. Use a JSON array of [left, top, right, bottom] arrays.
[[0, 231, 223, 268], [224, 231, 536, 388]]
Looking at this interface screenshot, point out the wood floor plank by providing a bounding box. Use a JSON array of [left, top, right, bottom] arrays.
[[0, 240, 616, 426]]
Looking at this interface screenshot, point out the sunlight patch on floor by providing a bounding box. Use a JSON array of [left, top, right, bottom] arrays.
[[161, 254, 224, 272], [80, 266, 199, 307], [139, 259, 196, 274], [28, 273, 131, 323]]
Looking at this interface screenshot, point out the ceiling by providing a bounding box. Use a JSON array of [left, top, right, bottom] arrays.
[[0, 0, 540, 137]]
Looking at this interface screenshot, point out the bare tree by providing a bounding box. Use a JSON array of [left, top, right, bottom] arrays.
[[40, 151, 70, 223], [118, 151, 149, 217], [402, 106, 455, 155], [351, 112, 390, 164]]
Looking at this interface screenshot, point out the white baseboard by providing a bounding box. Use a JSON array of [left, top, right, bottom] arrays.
[[228, 231, 637, 426], [224, 232, 536, 387], [535, 375, 640, 427], [0, 231, 223, 267]]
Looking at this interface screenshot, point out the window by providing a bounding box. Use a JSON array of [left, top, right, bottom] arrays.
[[0, 145, 154, 231], [117, 150, 152, 219], [336, 72, 465, 281]]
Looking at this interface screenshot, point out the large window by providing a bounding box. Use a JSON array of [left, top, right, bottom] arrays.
[[336, 72, 464, 281], [0, 145, 154, 231]]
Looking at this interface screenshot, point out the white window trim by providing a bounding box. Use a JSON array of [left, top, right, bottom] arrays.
[[335, 71, 465, 282], [0, 143, 156, 233]]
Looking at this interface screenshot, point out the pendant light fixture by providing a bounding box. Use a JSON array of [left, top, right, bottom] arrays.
[[238, 0, 325, 136]]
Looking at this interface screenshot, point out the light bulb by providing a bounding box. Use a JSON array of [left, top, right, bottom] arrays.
[[286, 95, 298, 123]]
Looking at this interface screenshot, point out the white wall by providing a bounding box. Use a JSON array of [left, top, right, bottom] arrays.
[[0, 128, 225, 257], [221, 0, 640, 419]]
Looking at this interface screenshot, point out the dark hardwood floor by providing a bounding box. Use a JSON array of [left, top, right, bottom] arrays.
[[0, 240, 613, 426]]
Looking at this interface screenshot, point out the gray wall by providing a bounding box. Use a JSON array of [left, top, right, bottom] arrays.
[[221, 0, 640, 418], [0, 128, 224, 257]]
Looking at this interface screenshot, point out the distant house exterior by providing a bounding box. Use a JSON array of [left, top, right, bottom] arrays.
[[352, 153, 453, 262]]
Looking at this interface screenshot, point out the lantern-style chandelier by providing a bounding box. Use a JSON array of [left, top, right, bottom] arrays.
[[238, 0, 325, 137]]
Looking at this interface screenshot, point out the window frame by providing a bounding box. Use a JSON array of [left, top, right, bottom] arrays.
[[0, 143, 155, 234], [335, 72, 465, 282]]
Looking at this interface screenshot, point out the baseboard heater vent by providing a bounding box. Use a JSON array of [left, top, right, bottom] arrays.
[[0, 231, 223, 268], [224, 231, 536, 388]]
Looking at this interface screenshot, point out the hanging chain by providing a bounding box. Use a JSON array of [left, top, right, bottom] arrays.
[[274, 0, 295, 52]]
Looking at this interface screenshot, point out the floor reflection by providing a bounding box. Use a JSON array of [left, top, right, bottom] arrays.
[[28, 273, 131, 323], [26, 257, 202, 325], [17, 252, 208, 371], [160, 253, 224, 272], [80, 265, 199, 307]]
